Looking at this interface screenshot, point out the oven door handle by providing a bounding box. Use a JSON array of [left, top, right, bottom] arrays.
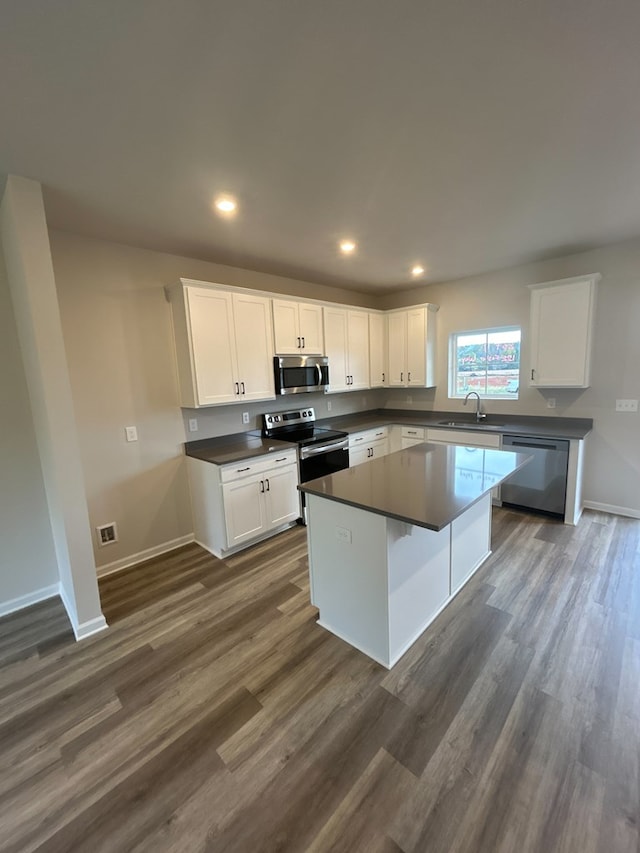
[[300, 439, 349, 458]]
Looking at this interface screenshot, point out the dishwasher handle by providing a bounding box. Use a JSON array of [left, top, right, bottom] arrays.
[[509, 439, 561, 451]]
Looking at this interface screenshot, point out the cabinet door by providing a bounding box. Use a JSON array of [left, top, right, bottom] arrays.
[[401, 437, 426, 449], [187, 288, 238, 405], [272, 299, 301, 355], [323, 307, 349, 392], [233, 292, 275, 402], [263, 465, 300, 528], [406, 307, 427, 386], [530, 279, 595, 387], [298, 303, 324, 354], [387, 312, 407, 386], [369, 313, 387, 387], [349, 445, 371, 467], [223, 476, 265, 547], [369, 438, 389, 460], [347, 310, 370, 389]]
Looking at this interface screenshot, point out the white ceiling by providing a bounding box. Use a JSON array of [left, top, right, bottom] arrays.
[[1, 0, 640, 292]]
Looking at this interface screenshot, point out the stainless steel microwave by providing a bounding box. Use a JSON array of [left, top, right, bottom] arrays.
[[273, 356, 329, 395]]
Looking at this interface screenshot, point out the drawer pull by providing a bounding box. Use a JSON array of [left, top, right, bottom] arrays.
[[274, 457, 289, 462], [237, 467, 250, 473]]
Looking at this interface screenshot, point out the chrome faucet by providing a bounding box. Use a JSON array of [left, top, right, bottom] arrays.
[[464, 391, 486, 422]]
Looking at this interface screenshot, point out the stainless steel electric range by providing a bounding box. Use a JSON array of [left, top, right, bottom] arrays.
[[262, 407, 349, 519]]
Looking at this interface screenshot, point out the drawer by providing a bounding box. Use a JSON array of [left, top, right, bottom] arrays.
[[349, 426, 389, 447], [220, 449, 297, 483], [401, 426, 425, 440], [426, 428, 500, 448]]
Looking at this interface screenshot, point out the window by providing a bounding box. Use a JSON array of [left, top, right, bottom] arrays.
[[449, 327, 521, 399]]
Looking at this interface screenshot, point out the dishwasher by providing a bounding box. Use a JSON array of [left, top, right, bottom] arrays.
[[501, 435, 570, 518]]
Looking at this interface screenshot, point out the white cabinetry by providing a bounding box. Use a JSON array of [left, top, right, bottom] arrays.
[[272, 299, 324, 355], [349, 427, 389, 467], [369, 312, 387, 388], [188, 449, 299, 557], [323, 307, 370, 392], [401, 426, 426, 449], [529, 274, 599, 388], [168, 281, 275, 408], [387, 305, 437, 388]]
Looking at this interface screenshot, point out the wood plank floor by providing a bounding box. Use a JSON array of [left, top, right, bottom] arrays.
[[1, 508, 638, 852]]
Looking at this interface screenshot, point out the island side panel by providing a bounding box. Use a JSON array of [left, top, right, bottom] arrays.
[[305, 494, 390, 666], [386, 520, 450, 667], [450, 493, 492, 595]]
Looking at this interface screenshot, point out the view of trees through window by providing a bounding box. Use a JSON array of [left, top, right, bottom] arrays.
[[450, 327, 521, 397]]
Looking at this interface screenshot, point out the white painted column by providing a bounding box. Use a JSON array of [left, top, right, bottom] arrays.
[[0, 175, 107, 639]]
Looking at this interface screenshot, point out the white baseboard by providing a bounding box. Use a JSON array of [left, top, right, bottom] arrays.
[[59, 581, 109, 641], [96, 534, 195, 578], [583, 501, 640, 520], [0, 583, 60, 619], [73, 614, 109, 641]]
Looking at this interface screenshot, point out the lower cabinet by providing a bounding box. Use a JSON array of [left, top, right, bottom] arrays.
[[400, 426, 426, 449], [349, 427, 390, 467], [188, 449, 299, 558]]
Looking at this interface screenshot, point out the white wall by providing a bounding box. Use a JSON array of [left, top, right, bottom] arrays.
[[379, 238, 640, 516], [49, 230, 380, 570], [0, 177, 106, 635], [0, 240, 59, 614]]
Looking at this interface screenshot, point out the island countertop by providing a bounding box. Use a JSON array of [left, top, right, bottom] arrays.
[[299, 442, 531, 531]]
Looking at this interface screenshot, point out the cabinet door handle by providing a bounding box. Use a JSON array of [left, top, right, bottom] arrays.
[[408, 372, 411, 382], [297, 337, 301, 348], [400, 372, 403, 382], [265, 478, 270, 491], [235, 382, 240, 395], [382, 372, 385, 383], [241, 381, 246, 395], [259, 479, 265, 493], [302, 336, 305, 348], [531, 369, 535, 380]]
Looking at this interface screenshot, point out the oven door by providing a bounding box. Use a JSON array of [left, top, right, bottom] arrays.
[[299, 441, 350, 483], [274, 357, 329, 395]]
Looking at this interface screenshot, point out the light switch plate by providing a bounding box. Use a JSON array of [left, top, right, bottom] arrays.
[[242, 412, 250, 425], [125, 426, 138, 442], [616, 399, 638, 412], [188, 418, 198, 432]]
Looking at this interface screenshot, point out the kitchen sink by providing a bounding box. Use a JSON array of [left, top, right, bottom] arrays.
[[437, 420, 505, 429]]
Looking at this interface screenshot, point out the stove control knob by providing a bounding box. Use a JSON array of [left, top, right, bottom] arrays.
[[302, 411, 307, 417], [267, 416, 273, 423]]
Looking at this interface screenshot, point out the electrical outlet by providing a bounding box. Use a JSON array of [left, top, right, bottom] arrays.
[[188, 418, 198, 432], [125, 426, 138, 442], [336, 526, 352, 544], [616, 399, 638, 412], [327, 400, 332, 411], [547, 398, 556, 409], [96, 522, 118, 546], [242, 412, 250, 425]]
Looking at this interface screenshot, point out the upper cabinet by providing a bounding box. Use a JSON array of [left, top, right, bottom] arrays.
[[387, 305, 438, 388], [529, 274, 599, 388], [369, 312, 387, 388], [272, 298, 324, 355], [168, 281, 275, 407], [323, 307, 370, 392]]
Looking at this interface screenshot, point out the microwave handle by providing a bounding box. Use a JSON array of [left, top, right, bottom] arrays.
[[316, 364, 323, 386]]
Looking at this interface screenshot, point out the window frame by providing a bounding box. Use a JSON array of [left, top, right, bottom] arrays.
[[448, 325, 521, 400]]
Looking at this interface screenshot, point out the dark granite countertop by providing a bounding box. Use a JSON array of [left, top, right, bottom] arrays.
[[185, 432, 296, 465], [299, 443, 531, 531], [316, 408, 593, 440]]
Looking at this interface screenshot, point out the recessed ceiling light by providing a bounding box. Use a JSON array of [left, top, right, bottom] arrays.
[[411, 265, 425, 277], [339, 239, 357, 254], [214, 195, 237, 215]]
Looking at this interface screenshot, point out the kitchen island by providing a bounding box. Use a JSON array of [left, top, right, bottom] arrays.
[[299, 442, 530, 668]]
